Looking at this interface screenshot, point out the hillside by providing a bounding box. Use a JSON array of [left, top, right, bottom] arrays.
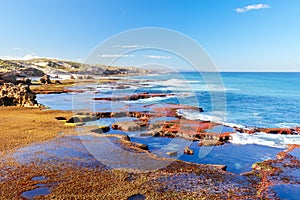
[[0, 58, 149, 79]]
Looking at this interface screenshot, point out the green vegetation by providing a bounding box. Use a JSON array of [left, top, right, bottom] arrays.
[[0, 58, 148, 76], [0, 59, 24, 72], [252, 162, 273, 171]]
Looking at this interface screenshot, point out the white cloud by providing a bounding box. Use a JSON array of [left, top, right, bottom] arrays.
[[144, 55, 172, 59], [13, 47, 21, 50], [120, 45, 143, 48], [113, 44, 143, 48], [236, 4, 270, 13], [0, 53, 58, 60], [97, 54, 135, 58]]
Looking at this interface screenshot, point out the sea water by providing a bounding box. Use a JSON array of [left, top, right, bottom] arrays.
[[36, 72, 300, 173], [130, 72, 300, 128]]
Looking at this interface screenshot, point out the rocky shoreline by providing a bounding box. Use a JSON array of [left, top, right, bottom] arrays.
[[1, 72, 300, 199]]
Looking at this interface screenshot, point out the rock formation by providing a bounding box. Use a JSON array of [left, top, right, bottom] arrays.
[[93, 92, 175, 101], [19, 67, 44, 77], [39, 75, 52, 84], [184, 146, 194, 155], [0, 71, 18, 84], [0, 83, 40, 107]]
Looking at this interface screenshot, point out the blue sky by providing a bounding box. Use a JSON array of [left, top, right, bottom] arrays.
[[0, 0, 299, 71]]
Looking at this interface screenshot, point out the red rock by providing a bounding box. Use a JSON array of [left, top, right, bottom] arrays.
[[111, 124, 118, 130], [261, 128, 292, 135], [236, 127, 298, 135], [93, 93, 175, 101], [286, 144, 300, 153], [96, 112, 112, 119], [149, 103, 203, 117]]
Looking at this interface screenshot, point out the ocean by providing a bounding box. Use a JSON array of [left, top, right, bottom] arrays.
[[36, 72, 300, 173], [130, 72, 300, 128]]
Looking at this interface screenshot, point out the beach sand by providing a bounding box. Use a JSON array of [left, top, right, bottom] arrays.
[[1, 80, 295, 199], [0, 107, 74, 153], [0, 106, 256, 199]]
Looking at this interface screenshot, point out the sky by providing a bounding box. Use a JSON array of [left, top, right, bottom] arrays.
[[0, 0, 300, 71]]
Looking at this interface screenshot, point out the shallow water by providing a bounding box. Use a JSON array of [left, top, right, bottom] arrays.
[[31, 176, 47, 181], [36, 73, 300, 172], [271, 184, 300, 200], [21, 186, 50, 199], [12, 135, 106, 168], [12, 135, 172, 171], [35, 76, 288, 174], [290, 148, 300, 160], [131, 136, 282, 174]]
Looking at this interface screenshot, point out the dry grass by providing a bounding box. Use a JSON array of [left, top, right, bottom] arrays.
[[0, 107, 74, 153]]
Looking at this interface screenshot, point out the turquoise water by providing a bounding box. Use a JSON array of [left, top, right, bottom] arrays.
[[36, 72, 300, 174], [38, 72, 300, 128], [129, 72, 300, 128], [219, 72, 300, 128]]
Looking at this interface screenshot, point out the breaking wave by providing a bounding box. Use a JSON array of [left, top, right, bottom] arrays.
[[146, 78, 237, 92], [176, 109, 246, 129], [230, 132, 300, 148]]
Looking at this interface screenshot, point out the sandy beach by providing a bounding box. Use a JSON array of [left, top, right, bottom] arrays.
[[0, 104, 244, 199]]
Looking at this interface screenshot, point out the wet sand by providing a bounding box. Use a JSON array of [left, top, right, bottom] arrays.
[[0, 107, 74, 153], [1, 80, 299, 199], [0, 106, 259, 199]]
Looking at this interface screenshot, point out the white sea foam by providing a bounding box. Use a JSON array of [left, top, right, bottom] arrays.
[[119, 96, 175, 104], [187, 80, 202, 83], [275, 123, 300, 128], [158, 84, 235, 92], [147, 78, 186, 86], [177, 109, 300, 148], [177, 109, 222, 121], [223, 122, 246, 129], [230, 132, 300, 148], [176, 109, 246, 129], [135, 96, 175, 102]]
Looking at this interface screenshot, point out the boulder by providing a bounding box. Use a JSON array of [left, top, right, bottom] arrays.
[[112, 121, 147, 132], [111, 124, 118, 130], [0, 83, 40, 107], [55, 117, 67, 121], [66, 117, 82, 123], [96, 112, 113, 119], [20, 67, 44, 77], [0, 71, 17, 84], [17, 78, 32, 85], [39, 75, 51, 84], [184, 146, 194, 155], [55, 80, 62, 84], [98, 125, 110, 133], [199, 139, 224, 146]]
